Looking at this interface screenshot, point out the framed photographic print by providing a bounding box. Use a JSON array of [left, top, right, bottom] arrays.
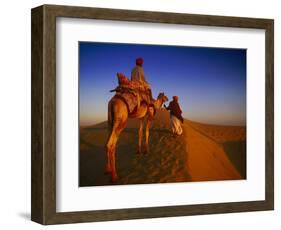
[[31, 4, 274, 224]]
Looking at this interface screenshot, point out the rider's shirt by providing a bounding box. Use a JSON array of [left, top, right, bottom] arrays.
[[131, 66, 146, 83]]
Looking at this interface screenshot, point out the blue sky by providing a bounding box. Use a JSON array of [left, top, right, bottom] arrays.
[[79, 42, 246, 126]]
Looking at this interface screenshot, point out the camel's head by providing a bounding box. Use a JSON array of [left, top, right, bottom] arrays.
[[157, 92, 168, 103]]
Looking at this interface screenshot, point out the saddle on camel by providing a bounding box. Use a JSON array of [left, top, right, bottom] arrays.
[[110, 57, 154, 115], [110, 72, 154, 116]]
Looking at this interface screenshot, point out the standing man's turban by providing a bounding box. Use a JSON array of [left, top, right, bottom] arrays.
[[173, 96, 179, 101], [136, 57, 144, 66]]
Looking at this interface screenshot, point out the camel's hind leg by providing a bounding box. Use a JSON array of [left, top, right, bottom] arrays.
[[105, 148, 112, 174], [105, 99, 128, 182], [106, 121, 126, 182]]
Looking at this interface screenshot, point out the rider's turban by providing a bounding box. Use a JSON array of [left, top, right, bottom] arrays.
[[136, 57, 144, 66]]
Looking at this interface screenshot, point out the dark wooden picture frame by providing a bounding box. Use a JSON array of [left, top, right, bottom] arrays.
[[31, 4, 274, 225]]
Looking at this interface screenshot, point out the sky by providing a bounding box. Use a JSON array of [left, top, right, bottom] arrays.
[[79, 42, 246, 126]]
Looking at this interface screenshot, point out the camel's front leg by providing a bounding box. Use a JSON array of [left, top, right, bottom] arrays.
[[144, 118, 152, 154], [137, 119, 144, 154]]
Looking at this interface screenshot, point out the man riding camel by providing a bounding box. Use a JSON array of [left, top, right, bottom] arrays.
[[131, 57, 148, 83], [131, 57, 153, 104], [111, 57, 154, 113]]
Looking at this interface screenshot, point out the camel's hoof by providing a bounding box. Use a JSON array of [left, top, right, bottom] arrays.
[[104, 169, 112, 174], [104, 165, 112, 174], [144, 148, 149, 155], [111, 175, 119, 183]]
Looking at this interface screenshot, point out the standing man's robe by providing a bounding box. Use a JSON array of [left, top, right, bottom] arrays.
[[165, 100, 184, 135]]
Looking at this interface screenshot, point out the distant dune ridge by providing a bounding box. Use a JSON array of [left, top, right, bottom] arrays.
[[79, 109, 246, 186]]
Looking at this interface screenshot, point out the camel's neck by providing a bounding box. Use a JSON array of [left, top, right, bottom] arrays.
[[154, 99, 163, 109]]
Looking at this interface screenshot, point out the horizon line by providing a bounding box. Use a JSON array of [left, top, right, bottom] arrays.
[[80, 117, 246, 128]]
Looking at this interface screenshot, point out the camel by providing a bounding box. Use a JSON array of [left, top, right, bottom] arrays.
[[105, 92, 168, 182]]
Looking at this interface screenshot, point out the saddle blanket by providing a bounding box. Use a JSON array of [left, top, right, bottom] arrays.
[[114, 91, 151, 114], [111, 72, 152, 114]]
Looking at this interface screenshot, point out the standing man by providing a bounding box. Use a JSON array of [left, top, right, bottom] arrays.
[[164, 96, 184, 136]]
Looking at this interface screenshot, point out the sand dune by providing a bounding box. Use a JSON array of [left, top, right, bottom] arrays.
[[187, 120, 246, 143], [184, 120, 242, 181], [79, 109, 246, 186]]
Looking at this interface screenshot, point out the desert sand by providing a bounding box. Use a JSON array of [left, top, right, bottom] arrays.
[[79, 109, 246, 186]]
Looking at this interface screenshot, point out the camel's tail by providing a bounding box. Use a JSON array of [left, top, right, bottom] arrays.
[[108, 99, 114, 132]]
